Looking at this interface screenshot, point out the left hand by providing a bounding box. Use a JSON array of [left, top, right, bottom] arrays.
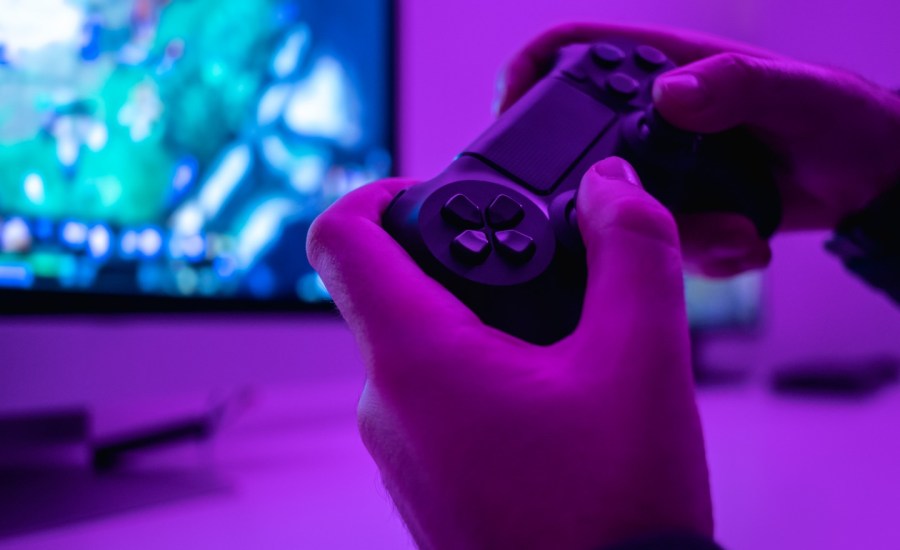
[[307, 158, 712, 549]]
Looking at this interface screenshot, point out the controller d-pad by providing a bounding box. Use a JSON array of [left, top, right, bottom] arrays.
[[607, 73, 640, 98], [487, 194, 525, 229], [451, 230, 491, 264], [495, 230, 536, 262], [635, 45, 667, 69], [591, 43, 625, 67], [442, 194, 483, 229]]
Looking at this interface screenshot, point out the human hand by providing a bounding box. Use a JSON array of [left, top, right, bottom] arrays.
[[496, 23, 900, 277], [307, 157, 712, 550]]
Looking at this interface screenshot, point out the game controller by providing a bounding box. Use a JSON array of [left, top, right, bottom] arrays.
[[383, 39, 782, 344]]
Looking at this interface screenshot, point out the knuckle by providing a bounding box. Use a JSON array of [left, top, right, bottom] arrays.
[[704, 52, 769, 96], [305, 212, 332, 254], [602, 196, 679, 247], [305, 211, 345, 270], [356, 393, 383, 451], [710, 51, 784, 90], [545, 21, 592, 40], [702, 52, 774, 123], [536, 21, 584, 43], [713, 51, 756, 77]]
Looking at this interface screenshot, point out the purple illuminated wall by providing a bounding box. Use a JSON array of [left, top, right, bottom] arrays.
[[2, 0, 900, 410], [399, 0, 900, 371]]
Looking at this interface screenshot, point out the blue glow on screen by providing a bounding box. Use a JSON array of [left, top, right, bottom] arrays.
[[0, 0, 393, 303]]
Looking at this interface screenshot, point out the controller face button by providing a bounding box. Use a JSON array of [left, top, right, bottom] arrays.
[[487, 194, 525, 228], [442, 194, 483, 229], [451, 230, 491, 264], [635, 45, 667, 68], [607, 73, 640, 97], [590, 43, 625, 67], [495, 230, 536, 262]]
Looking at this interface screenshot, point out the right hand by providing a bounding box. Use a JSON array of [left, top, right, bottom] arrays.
[[495, 23, 900, 277]]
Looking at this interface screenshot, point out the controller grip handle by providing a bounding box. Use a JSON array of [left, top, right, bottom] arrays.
[[620, 107, 782, 238]]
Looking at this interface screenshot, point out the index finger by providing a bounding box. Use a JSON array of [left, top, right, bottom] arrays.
[[497, 22, 777, 114], [306, 178, 485, 367]]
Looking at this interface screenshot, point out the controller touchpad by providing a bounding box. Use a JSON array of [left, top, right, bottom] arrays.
[[465, 80, 616, 194]]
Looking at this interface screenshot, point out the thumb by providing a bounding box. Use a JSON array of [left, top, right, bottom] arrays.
[[573, 157, 687, 344], [652, 52, 805, 134]]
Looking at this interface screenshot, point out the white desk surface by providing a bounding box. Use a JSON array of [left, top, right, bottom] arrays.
[[5, 375, 900, 550]]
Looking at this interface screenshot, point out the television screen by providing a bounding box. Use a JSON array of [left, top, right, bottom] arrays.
[[0, 0, 394, 307]]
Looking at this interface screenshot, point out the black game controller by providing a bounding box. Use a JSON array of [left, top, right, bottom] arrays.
[[383, 39, 781, 344]]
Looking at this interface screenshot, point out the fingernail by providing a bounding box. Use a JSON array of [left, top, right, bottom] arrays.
[[653, 73, 708, 111], [592, 157, 641, 186]]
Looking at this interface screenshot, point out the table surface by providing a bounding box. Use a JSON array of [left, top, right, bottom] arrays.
[[5, 375, 900, 550]]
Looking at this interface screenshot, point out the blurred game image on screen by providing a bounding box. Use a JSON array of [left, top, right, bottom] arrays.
[[0, 0, 393, 302]]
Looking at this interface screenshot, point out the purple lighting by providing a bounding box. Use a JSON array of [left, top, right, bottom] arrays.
[[2, 1, 900, 550]]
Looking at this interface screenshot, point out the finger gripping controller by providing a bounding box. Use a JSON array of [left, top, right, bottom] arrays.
[[383, 39, 781, 345]]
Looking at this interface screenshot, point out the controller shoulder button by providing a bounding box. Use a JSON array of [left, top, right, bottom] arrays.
[[635, 45, 668, 69], [442, 193, 483, 229], [607, 72, 640, 98], [451, 230, 491, 264], [590, 43, 625, 67], [486, 194, 525, 229], [495, 230, 536, 262]]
